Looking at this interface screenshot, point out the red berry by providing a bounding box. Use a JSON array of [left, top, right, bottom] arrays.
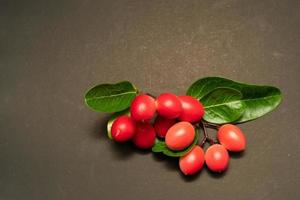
[[156, 93, 182, 119], [205, 144, 229, 172], [178, 96, 205, 123], [165, 122, 195, 151], [130, 94, 156, 121], [132, 122, 156, 149], [179, 146, 205, 175], [153, 116, 176, 138], [111, 115, 136, 142], [217, 124, 246, 152]]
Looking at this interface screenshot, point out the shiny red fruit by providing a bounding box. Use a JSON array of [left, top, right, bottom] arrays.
[[132, 122, 156, 149], [156, 93, 182, 119], [165, 122, 195, 151], [205, 144, 229, 172], [130, 94, 156, 121], [218, 124, 246, 152], [111, 115, 136, 142], [153, 116, 176, 138], [179, 146, 205, 175], [178, 96, 205, 123]]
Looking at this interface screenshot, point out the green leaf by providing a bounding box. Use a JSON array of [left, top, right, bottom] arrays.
[[187, 77, 282, 123], [201, 88, 246, 124], [85, 81, 138, 113], [107, 109, 130, 139], [152, 129, 199, 157]]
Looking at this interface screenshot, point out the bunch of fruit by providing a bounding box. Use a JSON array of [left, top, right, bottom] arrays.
[[110, 93, 246, 175], [84, 77, 282, 177]]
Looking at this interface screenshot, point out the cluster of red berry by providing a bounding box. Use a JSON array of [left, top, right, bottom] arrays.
[[110, 93, 246, 175]]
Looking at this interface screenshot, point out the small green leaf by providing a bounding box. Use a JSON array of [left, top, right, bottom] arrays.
[[187, 77, 282, 123], [201, 88, 246, 124], [85, 81, 138, 113], [152, 129, 199, 157], [107, 109, 130, 139]]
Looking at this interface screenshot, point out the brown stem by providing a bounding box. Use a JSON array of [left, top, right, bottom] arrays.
[[199, 122, 215, 147], [145, 93, 157, 99], [202, 121, 221, 129]]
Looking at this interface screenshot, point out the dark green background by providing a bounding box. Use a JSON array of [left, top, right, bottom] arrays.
[[1, 0, 299, 199]]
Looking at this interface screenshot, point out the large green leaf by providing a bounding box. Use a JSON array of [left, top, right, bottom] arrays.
[[187, 77, 282, 123], [106, 109, 130, 139], [201, 88, 246, 124], [152, 129, 199, 157], [85, 81, 138, 113]]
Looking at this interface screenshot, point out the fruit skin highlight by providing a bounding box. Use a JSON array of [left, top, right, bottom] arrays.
[[165, 122, 195, 151], [132, 122, 156, 149], [218, 124, 246, 152], [130, 94, 156, 121], [156, 93, 182, 119], [178, 95, 205, 123], [179, 146, 205, 175], [111, 115, 136, 142], [153, 116, 177, 138], [205, 144, 229, 172]]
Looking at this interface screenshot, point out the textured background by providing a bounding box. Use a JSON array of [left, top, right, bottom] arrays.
[[1, 0, 300, 200]]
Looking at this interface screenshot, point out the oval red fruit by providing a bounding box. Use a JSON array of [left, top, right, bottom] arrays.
[[205, 144, 229, 172], [111, 115, 136, 142], [153, 116, 176, 138], [217, 124, 246, 152], [179, 146, 205, 175], [156, 93, 182, 119], [165, 122, 195, 151], [130, 94, 156, 121], [178, 96, 205, 123], [132, 122, 156, 149]]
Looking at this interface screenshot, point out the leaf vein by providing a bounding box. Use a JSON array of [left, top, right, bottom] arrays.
[[86, 91, 136, 101]]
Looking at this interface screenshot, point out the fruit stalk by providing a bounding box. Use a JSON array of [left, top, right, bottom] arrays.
[[199, 121, 215, 147], [202, 121, 220, 129]]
